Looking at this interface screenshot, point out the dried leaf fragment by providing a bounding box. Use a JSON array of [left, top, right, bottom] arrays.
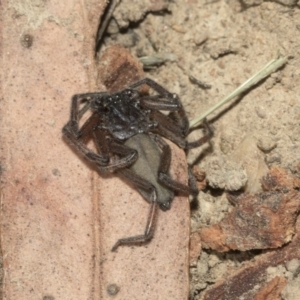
[[97, 45, 145, 93], [199, 168, 300, 251], [262, 167, 300, 191], [202, 216, 300, 300], [253, 276, 287, 300]]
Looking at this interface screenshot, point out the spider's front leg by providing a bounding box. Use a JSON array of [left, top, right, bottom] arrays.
[[63, 92, 138, 173], [63, 124, 138, 173], [130, 78, 175, 98], [64, 92, 107, 137], [63, 93, 109, 167], [130, 78, 214, 141], [130, 78, 190, 135]]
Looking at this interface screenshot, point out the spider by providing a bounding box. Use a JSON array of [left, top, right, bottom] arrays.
[[62, 78, 213, 251]]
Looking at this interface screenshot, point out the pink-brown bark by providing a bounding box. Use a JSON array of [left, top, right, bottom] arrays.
[[1, 2, 190, 299]]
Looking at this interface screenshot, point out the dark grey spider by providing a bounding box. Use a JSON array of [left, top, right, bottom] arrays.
[[62, 78, 213, 251]]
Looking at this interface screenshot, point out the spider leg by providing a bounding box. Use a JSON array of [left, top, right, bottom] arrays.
[[185, 118, 214, 150], [130, 78, 190, 134], [150, 111, 213, 150], [130, 78, 213, 139], [63, 123, 107, 165], [111, 202, 158, 252], [151, 134, 198, 196], [92, 128, 110, 163], [149, 111, 187, 148], [139, 95, 179, 111], [129, 78, 175, 97], [105, 142, 139, 172], [63, 90, 140, 172], [73, 111, 101, 143], [112, 168, 159, 252], [141, 96, 190, 135], [67, 92, 107, 135], [63, 124, 138, 173]]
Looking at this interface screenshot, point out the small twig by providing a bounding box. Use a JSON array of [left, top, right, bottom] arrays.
[[95, 0, 121, 53], [189, 54, 288, 128], [139, 53, 177, 68], [189, 75, 212, 89]]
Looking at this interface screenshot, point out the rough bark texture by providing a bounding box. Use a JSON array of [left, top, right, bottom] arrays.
[[202, 216, 300, 300], [200, 168, 300, 252]]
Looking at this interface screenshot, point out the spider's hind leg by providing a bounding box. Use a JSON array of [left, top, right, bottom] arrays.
[[185, 118, 214, 149], [111, 202, 158, 252], [111, 168, 159, 252], [150, 111, 213, 150], [152, 134, 199, 197]]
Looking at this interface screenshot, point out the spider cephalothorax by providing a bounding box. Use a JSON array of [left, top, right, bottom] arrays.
[[63, 78, 212, 251]]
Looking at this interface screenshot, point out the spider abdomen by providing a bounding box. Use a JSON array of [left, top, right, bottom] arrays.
[[124, 134, 174, 210]]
